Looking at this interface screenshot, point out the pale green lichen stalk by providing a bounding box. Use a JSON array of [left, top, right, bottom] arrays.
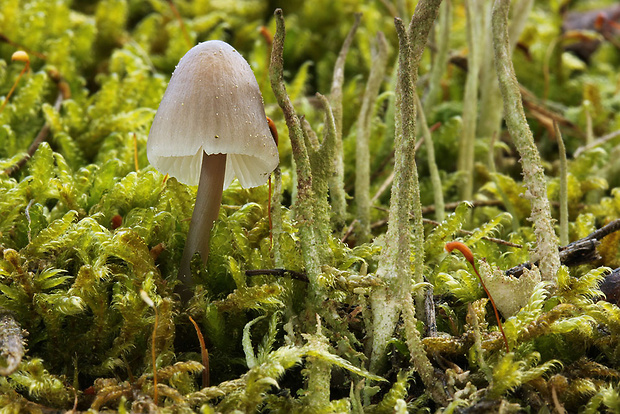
[[269, 9, 336, 409], [415, 93, 445, 222], [270, 9, 322, 292], [329, 13, 361, 232], [556, 122, 569, 246], [423, 0, 451, 115], [492, 0, 560, 281], [458, 0, 487, 202], [270, 165, 284, 267], [355, 31, 389, 243], [478, 0, 534, 141]]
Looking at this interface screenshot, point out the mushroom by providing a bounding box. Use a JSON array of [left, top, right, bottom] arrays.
[[147, 40, 279, 297]]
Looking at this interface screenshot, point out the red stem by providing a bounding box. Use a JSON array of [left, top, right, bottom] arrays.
[[188, 316, 210, 388], [445, 241, 510, 352], [0, 57, 29, 114]]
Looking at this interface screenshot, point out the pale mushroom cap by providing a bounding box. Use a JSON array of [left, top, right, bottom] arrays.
[[147, 40, 279, 188]]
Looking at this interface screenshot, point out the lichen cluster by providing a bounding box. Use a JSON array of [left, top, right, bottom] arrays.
[[1, 0, 620, 412]]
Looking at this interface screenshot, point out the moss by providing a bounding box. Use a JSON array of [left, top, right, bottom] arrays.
[[3, 0, 620, 412]]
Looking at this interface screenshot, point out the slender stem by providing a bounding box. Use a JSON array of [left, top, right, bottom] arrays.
[[152, 305, 159, 405], [312, 93, 338, 259], [458, 0, 486, 202], [355, 32, 389, 243], [584, 100, 594, 145], [478, 0, 533, 140], [445, 241, 509, 353], [414, 93, 444, 222], [329, 13, 362, 231], [488, 132, 521, 232], [166, 0, 192, 49], [189, 316, 210, 388], [424, 0, 451, 114], [555, 122, 569, 246], [178, 152, 226, 296], [0, 52, 30, 114], [370, 8, 445, 404]]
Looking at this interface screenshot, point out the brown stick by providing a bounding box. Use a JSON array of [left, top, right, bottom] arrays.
[[0, 34, 47, 59], [506, 218, 620, 277], [369, 205, 523, 248], [166, 0, 192, 49], [245, 268, 309, 283], [3, 70, 69, 177]]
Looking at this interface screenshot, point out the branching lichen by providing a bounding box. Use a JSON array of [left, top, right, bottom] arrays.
[[370, 0, 445, 405], [269, 9, 322, 293]]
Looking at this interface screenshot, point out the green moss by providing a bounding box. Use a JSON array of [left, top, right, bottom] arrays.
[[3, 0, 620, 412]]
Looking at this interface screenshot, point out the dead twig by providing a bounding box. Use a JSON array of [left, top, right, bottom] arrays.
[[3, 69, 70, 177], [0, 33, 47, 59], [506, 218, 620, 277], [245, 268, 309, 283], [449, 55, 584, 139], [368, 206, 523, 248], [574, 128, 620, 157]]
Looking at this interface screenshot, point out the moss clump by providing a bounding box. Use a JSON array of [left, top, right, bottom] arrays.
[[2, 0, 620, 412]]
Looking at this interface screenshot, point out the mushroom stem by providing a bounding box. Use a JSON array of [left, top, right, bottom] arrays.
[[178, 151, 227, 294]]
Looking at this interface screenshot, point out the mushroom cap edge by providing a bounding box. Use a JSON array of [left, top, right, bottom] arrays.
[[146, 40, 279, 188]]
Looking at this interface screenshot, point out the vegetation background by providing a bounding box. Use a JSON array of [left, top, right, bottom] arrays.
[[1, 0, 620, 412]]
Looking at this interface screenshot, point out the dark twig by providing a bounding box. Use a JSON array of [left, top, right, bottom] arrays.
[[166, 0, 192, 49], [506, 218, 620, 277], [519, 85, 584, 138], [245, 268, 309, 283], [579, 218, 620, 243], [3, 69, 70, 177], [341, 219, 358, 244], [0, 33, 47, 59], [370, 205, 523, 248]]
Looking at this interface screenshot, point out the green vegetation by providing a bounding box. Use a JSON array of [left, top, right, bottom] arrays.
[[1, 0, 620, 412]]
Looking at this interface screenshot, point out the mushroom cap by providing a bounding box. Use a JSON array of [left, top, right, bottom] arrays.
[[147, 40, 279, 188]]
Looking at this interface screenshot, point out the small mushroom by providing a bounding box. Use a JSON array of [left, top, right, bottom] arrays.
[[147, 40, 279, 297]]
